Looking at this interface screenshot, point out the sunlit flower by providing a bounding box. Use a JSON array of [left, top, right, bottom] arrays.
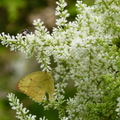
[[1, 0, 120, 119]]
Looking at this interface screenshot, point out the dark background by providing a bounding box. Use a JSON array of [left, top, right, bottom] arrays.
[[0, 0, 94, 119]]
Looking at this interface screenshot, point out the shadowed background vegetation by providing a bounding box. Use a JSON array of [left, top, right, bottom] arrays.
[[0, 0, 94, 119]]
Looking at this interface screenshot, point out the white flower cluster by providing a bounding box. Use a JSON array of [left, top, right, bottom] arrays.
[[116, 97, 120, 117], [55, 0, 69, 26], [7, 93, 48, 120], [7, 93, 36, 120], [1, 0, 120, 119]]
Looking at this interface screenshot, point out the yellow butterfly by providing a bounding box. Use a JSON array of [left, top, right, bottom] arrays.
[[16, 71, 54, 102]]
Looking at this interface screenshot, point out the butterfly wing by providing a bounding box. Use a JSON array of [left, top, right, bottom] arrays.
[[42, 72, 54, 101], [16, 71, 54, 102]]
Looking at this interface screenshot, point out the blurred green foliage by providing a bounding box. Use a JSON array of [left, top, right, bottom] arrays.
[[112, 36, 120, 48], [0, 0, 94, 119], [0, 0, 26, 22]]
